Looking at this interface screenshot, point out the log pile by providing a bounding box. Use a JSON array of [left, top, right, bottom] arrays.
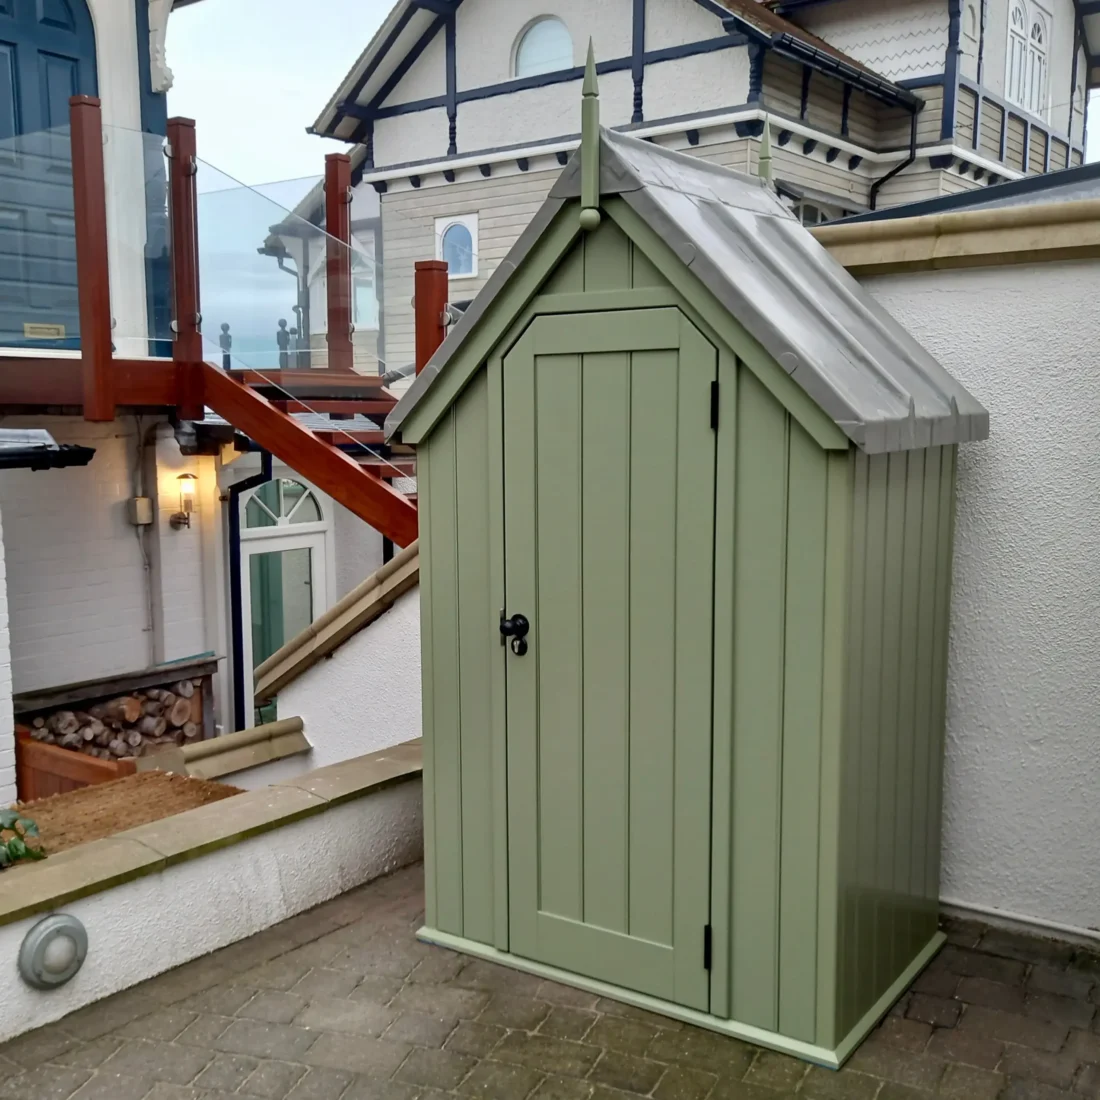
[[26, 679, 204, 760]]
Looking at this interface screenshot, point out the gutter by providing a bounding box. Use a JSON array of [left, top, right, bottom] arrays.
[[228, 450, 272, 732]]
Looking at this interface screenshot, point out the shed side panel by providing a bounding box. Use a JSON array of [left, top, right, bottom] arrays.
[[727, 375, 852, 1047], [420, 369, 502, 945], [835, 447, 954, 1038]]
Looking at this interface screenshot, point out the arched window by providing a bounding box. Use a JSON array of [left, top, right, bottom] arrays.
[[1027, 13, 1048, 115], [245, 479, 323, 529], [514, 17, 573, 79], [1007, 2, 1049, 116], [436, 213, 478, 278]]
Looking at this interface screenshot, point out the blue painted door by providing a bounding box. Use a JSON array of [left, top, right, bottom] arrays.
[[0, 0, 97, 348]]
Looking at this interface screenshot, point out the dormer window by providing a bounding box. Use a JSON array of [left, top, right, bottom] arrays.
[[513, 17, 573, 79], [1007, 2, 1049, 117]]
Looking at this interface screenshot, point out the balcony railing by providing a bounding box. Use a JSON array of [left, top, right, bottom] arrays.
[[0, 96, 386, 420]]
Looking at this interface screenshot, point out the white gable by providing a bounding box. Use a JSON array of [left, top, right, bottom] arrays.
[[381, 17, 447, 107]]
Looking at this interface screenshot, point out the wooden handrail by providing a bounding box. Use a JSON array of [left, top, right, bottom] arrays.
[[325, 153, 355, 373], [69, 96, 114, 423], [167, 117, 204, 420]]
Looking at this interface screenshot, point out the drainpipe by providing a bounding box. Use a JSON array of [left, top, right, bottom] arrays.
[[869, 106, 918, 211], [228, 450, 272, 732]]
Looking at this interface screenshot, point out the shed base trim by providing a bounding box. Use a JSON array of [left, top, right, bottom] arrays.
[[418, 926, 946, 1068]]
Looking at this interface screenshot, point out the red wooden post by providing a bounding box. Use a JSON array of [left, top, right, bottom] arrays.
[[69, 96, 114, 422], [414, 260, 448, 375], [325, 153, 354, 373], [167, 116, 204, 420]]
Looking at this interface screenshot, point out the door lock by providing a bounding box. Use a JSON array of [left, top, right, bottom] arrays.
[[500, 611, 530, 656]]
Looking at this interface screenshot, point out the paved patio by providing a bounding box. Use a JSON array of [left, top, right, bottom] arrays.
[[0, 863, 1097, 1100]]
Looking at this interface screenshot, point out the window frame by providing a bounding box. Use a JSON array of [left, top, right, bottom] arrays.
[[512, 16, 574, 80], [1006, 0, 1051, 119], [434, 213, 479, 281]]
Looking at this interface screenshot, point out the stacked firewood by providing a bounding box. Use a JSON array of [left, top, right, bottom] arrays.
[[26, 680, 204, 759]]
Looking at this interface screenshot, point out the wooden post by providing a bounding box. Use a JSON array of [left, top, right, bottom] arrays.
[[69, 96, 114, 422], [414, 260, 448, 375], [325, 153, 354, 373], [167, 116, 204, 420]]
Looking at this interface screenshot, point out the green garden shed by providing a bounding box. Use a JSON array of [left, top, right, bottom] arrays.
[[386, 63, 989, 1068]]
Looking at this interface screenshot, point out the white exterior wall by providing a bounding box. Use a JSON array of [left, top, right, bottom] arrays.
[[0, 780, 422, 1041], [0, 418, 156, 692], [381, 20, 447, 106], [230, 587, 421, 789], [799, 0, 948, 82], [645, 0, 724, 50], [87, 0, 151, 357], [333, 501, 384, 602], [375, 107, 451, 168], [644, 51, 750, 121], [454, 0, 631, 90], [0, 503, 13, 806], [862, 260, 1100, 936]]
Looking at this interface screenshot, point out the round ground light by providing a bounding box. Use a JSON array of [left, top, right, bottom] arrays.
[[18, 914, 88, 989]]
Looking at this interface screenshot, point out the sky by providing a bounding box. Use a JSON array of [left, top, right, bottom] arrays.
[[166, 0, 392, 189], [167, 0, 1099, 191]]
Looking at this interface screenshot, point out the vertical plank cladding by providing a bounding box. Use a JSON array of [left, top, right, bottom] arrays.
[[835, 447, 955, 1041], [424, 407, 463, 936], [731, 367, 789, 1030], [454, 371, 496, 944], [778, 422, 829, 1043], [421, 370, 500, 944]]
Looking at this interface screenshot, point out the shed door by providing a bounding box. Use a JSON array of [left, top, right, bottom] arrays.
[[503, 307, 717, 1012]]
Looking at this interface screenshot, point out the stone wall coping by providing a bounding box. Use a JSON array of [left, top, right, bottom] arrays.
[[254, 541, 420, 703], [812, 197, 1100, 274], [0, 739, 422, 928]]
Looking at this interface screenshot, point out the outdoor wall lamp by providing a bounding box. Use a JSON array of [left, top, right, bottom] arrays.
[[170, 472, 198, 529]]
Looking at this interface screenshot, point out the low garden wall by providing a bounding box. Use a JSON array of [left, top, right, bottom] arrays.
[[0, 741, 422, 1043]]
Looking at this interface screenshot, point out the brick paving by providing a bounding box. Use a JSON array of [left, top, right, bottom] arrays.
[[1, 864, 1099, 1100]]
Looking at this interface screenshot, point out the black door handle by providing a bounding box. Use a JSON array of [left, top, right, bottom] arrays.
[[499, 612, 530, 639], [500, 611, 530, 655]]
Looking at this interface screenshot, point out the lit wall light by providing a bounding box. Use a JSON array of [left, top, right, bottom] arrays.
[[170, 472, 198, 529]]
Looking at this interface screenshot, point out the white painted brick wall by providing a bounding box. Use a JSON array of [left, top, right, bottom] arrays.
[[0, 416, 217, 698]]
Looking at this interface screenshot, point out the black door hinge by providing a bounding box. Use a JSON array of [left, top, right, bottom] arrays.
[[710, 382, 719, 430], [703, 924, 712, 971]]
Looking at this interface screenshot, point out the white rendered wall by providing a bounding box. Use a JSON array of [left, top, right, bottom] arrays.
[[381, 19, 447, 107], [87, 0, 149, 357], [645, 0, 724, 51], [862, 261, 1100, 936], [454, 0, 631, 90], [0, 503, 13, 806], [799, 0, 948, 82], [374, 107, 450, 167], [0, 780, 422, 1042], [642, 51, 750, 122], [230, 587, 421, 788]]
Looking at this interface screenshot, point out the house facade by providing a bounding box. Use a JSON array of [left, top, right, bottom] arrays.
[[0, 1, 418, 805], [312, 0, 1096, 373]]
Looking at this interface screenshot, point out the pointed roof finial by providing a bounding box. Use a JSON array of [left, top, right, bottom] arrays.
[[579, 38, 601, 231], [758, 114, 773, 185]]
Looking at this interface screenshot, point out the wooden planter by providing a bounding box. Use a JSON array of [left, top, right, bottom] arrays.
[[15, 729, 136, 803]]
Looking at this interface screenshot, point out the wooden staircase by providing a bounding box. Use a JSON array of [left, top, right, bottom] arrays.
[[202, 364, 418, 548]]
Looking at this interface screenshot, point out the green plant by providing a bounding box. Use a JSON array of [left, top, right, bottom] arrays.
[[0, 809, 45, 868]]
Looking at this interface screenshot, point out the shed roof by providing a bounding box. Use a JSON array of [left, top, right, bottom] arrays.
[[388, 127, 987, 455]]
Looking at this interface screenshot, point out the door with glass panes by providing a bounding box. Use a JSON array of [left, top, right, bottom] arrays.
[[240, 478, 329, 725]]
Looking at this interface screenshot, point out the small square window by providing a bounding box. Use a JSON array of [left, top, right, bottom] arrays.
[[435, 213, 479, 280]]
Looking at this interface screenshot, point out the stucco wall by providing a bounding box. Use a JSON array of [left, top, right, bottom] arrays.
[[229, 587, 421, 789], [862, 260, 1100, 935], [0, 781, 422, 1042]]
